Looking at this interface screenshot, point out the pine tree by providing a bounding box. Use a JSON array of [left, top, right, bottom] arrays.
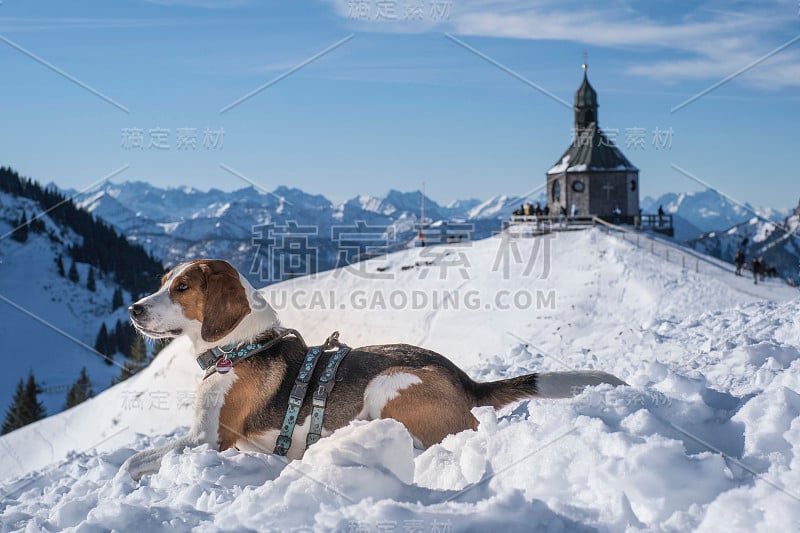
[[64, 367, 94, 410], [113, 320, 124, 355], [118, 335, 148, 382], [112, 287, 124, 310], [56, 254, 65, 277], [113, 320, 133, 357], [2, 379, 26, 434], [10, 212, 29, 243], [95, 323, 113, 365], [68, 261, 80, 283], [2, 372, 46, 434], [24, 372, 46, 422], [29, 216, 45, 233], [87, 267, 96, 292]]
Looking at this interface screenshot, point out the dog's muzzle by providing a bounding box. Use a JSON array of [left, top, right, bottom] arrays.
[[129, 304, 146, 320]]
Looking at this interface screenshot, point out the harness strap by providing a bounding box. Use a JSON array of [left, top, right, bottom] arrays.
[[273, 345, 325, 456], [306, 344, 351, 447]]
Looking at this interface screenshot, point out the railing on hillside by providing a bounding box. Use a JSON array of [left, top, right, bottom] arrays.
[[415, 221, 474, 247], [635, 213, 674, 237], [505, 213, 674, 237], [592, 216, 699, 273], [502, 215, 595, 233]]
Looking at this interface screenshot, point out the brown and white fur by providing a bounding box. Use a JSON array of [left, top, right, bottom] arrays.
[[122, 259, 625, 480]]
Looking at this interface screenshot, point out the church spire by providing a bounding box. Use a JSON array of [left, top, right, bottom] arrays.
[[574, 57, 598, 129]]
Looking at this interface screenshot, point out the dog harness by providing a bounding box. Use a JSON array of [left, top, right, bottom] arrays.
[[274, 332, 351, 456], [197, 329, 351, 456]]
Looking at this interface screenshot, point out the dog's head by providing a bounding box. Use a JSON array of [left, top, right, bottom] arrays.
[[129, 259, 274, 351]]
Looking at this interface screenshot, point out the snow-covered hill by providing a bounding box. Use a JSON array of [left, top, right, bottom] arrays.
[[642, 190, 789, 241], [1, 229, 798, 531], [0, 192, 134, 416], [688, 200, 800, 283]]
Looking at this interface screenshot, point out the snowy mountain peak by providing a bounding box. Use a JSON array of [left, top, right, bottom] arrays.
[[468, 194, 512, 220], [645, 189, 790, 241], [689, 194, 800, 282]]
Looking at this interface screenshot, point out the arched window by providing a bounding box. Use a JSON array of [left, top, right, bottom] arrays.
[[552, 180, 561, 202], [630, 179, 637, 192]]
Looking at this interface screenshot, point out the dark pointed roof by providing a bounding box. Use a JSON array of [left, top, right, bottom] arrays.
[[547, 126, 638, 175], [548, 67, 637, 175], [574, 71, 597, 108]]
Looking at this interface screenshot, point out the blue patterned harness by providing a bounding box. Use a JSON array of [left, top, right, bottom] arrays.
[[196, 329, 351, 456], [274, 332, 351, 455]]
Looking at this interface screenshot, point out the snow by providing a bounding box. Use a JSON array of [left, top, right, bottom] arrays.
[[466, 194, 511, 220], [547, 154, 571, 175], [0, 193, 131, 415], [156, 221, 180, 234], [2, 229, 799, 531], [546, 159, 634, 175]]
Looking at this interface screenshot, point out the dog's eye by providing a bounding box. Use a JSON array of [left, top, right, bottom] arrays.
[[175, 282, 189, 292]]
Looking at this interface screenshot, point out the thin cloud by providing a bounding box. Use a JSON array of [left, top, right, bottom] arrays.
[[322, 0, 800, 88], [144, 0, 251, 7], [0, 16, 216, 32]]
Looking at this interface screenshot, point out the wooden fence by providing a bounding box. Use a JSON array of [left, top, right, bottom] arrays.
[[592, 217, 699, 273]]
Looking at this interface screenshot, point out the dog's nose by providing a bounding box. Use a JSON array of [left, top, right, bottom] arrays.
[[129, 304, 145, 318]]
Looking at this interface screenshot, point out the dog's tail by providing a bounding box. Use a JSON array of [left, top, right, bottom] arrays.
[[473, 371, 627, 409]]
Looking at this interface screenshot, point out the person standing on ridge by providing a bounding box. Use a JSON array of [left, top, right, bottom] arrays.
[[751, 257, 760, 284], [734, 250, 745, 276]]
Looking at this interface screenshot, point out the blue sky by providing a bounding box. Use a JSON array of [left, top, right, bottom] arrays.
[[0, 0, 798, 208]]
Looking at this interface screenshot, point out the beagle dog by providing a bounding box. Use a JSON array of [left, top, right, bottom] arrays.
[[122, 259, 625, 480]]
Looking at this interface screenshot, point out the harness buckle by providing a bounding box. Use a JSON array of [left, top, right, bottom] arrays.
[[274, 435, 292, 456], [288, 396, 303, 407], [324, 330, 340, 349], [195, 350, 217, 370]]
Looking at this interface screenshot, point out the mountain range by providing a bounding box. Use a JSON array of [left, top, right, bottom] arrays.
[[641, 190, 789, 241], [688, 200, 800, 281], [74, 181, 794, 284], [74, 182, 520, 285]]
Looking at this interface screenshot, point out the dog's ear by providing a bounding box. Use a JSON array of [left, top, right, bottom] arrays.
[[199, 261, 251, 343]]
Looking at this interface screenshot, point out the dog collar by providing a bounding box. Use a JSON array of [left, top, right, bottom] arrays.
[[196, 328, 307, 378], [196, 342, 260, 370]]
